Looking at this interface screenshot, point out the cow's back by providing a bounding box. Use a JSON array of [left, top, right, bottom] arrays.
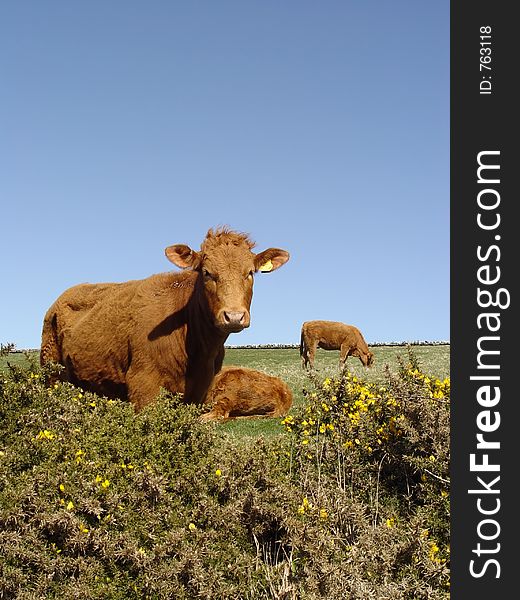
[[41, 280, 141, 389], [303, 320, 346, 348], [41, 282, 119, 364], [40, 273, 197, 398]]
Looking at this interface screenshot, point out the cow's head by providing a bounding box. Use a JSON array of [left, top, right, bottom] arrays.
[[165, 227, 289, 334], [366, 351, 375, 367]]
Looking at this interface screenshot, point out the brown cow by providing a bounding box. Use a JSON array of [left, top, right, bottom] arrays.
[[40, 227, 289, 410], [300, 320, 374, 370], [200, 366, 293, 422]]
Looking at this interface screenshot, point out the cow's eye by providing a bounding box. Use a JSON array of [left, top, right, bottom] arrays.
[[202, 268, 216, 281]]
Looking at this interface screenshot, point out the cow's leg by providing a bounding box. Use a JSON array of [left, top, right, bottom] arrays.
[[301, 346, 308, 369], [199, 403, 230, 422], [307, 341, 317, 370], [300, 337, 308, 369], [339, 343, 351, 371]]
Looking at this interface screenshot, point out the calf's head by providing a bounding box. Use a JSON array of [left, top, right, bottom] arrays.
[[165, 227, 289, 333]]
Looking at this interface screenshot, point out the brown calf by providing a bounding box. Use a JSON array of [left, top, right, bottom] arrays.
[[300, 320, 374, 370], [200, 366, 293, 422], [40, 227, 289, 410]]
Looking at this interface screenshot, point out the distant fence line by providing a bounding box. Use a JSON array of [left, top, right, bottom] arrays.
[[10, 341, 450, 354], [225, 341, 450, 350]]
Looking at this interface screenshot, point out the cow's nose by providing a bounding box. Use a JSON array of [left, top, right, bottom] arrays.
[[223, 311, 246, 326]]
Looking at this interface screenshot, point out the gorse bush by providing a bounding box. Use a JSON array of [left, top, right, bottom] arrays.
[[0, 349, 449, 599], [282, 347, 450, 596]]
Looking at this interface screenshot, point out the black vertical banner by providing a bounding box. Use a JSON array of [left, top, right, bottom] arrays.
[[451, 1, 517, 598]]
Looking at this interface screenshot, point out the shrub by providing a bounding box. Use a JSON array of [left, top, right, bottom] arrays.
[[0, 349, 449, 599], [282, 347, 450, 597]]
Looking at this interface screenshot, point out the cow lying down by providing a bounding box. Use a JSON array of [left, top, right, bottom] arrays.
[[200, 366, 293, 422]]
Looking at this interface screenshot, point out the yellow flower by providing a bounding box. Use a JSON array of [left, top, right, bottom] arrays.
[[79, 523, 89, 534], [35, 429, 55, 441], [302, 497, 312, 509], [59, 484, 65, 492], [51, 543, 62, 554], [319, 509, 328, 519], [429, 542, 440, 562], [101, 479, 110, 488], [188, 522, 197, 531], [386, 518, 395, 528], [301, 439, 309, 445], [66, 501, 74, 510], [215, 469, 222, 477]]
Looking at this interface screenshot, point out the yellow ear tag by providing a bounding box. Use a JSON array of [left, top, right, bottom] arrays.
[[259, 259, 273, 272]]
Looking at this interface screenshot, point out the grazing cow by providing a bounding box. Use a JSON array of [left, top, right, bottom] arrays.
[[300, 320, 374, 370], [40, 227, 290, 410], [200, 366, 293, 422]]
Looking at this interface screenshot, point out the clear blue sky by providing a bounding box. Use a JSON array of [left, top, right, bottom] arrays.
[[1, 1, 449, 349]]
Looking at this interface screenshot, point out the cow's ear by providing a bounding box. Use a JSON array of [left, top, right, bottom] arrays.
[[254, 248, 290, 273], [165, 245, 201, 269]]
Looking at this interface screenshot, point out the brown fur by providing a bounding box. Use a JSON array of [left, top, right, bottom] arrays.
[[40, 227, 289, 410], [300, 320, 374, 370], [200, 366, 293, 422]]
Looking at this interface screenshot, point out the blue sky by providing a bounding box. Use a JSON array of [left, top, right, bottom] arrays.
[[1, 1, 449, 348]]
